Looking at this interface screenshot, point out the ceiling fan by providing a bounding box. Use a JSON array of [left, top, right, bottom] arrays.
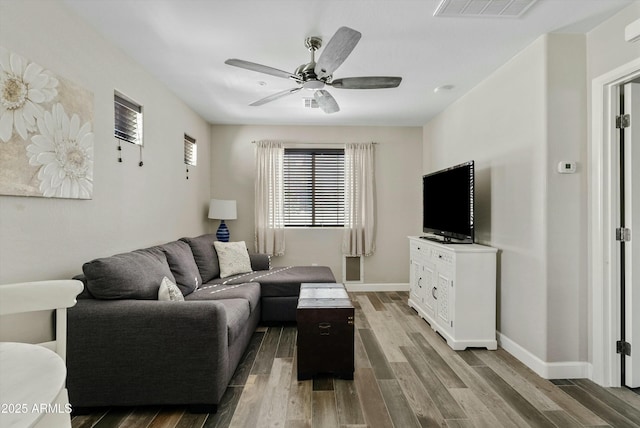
[[225, 27, 402, 114]]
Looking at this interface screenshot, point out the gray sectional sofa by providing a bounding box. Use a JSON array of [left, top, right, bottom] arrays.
[[66, 233, 335, 412]]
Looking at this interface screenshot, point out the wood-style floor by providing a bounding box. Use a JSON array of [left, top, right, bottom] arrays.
[[71, 292, 640, 428]]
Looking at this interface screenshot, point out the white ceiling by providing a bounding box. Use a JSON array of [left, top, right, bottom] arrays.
[[63, 0, 633, 127]]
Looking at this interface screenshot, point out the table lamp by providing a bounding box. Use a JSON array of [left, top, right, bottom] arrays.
[[208, 199, 237, 242]]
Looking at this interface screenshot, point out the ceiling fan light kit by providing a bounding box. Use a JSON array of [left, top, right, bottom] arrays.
[[224, 26, 402, 114]]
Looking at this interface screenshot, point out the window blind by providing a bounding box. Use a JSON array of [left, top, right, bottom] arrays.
[[283, 148, 344, 227], [114, 93, 143, 145], [184, 134, 197, 166]]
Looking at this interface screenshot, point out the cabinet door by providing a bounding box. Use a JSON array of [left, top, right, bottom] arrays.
[[436, 270, 454, 333], [423, 262, 436, 317], [409, 260, 422, 303]]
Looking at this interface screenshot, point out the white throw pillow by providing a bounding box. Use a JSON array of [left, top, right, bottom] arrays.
[[214, 241, 252, 278], [158, 276, 185, 301]]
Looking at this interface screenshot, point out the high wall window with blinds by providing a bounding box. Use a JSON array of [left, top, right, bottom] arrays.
[[184, 134, 197, 166], [283, 148, 344, 227], [114, 93, 143, 145]]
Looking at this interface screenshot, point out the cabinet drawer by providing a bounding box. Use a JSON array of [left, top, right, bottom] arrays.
[[410, 241, 429, 264], [410, 240, 455, 266], [428, 247, 455, 266]]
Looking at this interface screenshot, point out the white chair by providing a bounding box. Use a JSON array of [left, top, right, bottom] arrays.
[[0, 280, 83, 428]]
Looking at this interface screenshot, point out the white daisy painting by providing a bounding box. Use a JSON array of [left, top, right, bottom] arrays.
[[0, 46, 94, 199]]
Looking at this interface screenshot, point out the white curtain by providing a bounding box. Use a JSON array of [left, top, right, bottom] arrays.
[[342, 142, 376, 256], [254, 141, 285, 256]]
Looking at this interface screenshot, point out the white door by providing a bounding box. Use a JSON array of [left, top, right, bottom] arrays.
[[623, 82, 640, 388]]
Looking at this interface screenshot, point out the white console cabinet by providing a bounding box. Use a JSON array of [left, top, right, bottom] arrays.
[[408, 236, 497, 350]]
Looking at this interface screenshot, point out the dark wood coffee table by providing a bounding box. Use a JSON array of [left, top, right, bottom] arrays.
[[296, 283, 354, 380]]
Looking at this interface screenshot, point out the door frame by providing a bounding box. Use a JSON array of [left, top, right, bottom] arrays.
[[590, 57, 640, 387]]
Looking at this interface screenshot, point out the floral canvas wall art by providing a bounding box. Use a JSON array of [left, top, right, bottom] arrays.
[[0, 46, 94, 199]]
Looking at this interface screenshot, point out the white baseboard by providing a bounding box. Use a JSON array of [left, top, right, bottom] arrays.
[[344, 283, 410, 292], [497, 332, 590, 379]]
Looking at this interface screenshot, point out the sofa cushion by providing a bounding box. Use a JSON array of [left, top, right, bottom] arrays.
[[180, 234, 220, 283], [159, 240, 201, 296], [206, 266, 336, 298], [83, 248, 176, 300], [259, 266, 336, 297], [214, 241, 252, 279], [185, 282, 260, 313], [249, 253, 271, 271], [213, 298, 250, 345], [158, 276, 185, 301]]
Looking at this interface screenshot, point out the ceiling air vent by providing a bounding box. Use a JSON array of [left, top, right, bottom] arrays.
[[434, 0, 537, 18], [303, 98, 319, 109]]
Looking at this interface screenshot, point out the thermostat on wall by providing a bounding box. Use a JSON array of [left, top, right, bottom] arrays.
[[557, 161, 577, 174]]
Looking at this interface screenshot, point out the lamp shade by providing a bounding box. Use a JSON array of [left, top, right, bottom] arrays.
[[208, 199, 237, 220]]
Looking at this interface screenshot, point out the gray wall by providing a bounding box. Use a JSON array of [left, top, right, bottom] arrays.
[[423, 35, 549, 360], [210, 125, 422, 285], [423, 2, 640, 369], [0, 0, 212, 285], [545, 34, 588, 363], [423, 33, 589, 365], [0, 1, 212, 341]]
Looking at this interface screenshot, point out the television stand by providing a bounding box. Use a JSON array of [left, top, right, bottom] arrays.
[[408, 236, 497, 350]]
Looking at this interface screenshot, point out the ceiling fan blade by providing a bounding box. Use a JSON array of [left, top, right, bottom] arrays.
[[225, 59, 301, 81], [315, 27, 361, 80], [331, 76, 402, 89], [249, 87, 302, 106], [313, 90, 340, 114]]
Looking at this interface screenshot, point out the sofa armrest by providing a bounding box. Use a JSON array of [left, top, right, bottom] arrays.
[[249, 253, 271, 271], [66, 298, 229, 407]]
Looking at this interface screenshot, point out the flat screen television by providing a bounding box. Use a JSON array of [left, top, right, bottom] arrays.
[[422, 160, 474, 244]]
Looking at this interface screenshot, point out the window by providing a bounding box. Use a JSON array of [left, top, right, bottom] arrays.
[[184, 134, 197, 166], [283, 148, 344, 227], [114, 92, 143, 145]]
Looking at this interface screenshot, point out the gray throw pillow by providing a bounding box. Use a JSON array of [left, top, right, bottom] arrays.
[[180, 234, 220, 282], [83, 248, 176, 300], [249, 253, 271, 271], [160, 240, 201, 296]]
